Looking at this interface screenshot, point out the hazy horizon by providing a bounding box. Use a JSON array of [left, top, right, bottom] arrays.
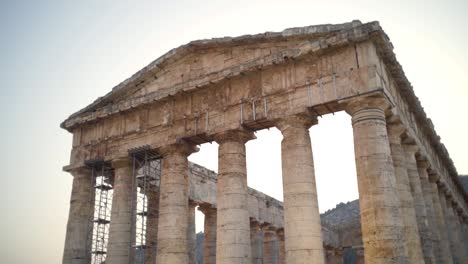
[[1, 0, 467, 263]]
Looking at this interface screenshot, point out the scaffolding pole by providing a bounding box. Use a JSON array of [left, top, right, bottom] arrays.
[[85, 159, 113, 264], [129, 145, 162, 264]]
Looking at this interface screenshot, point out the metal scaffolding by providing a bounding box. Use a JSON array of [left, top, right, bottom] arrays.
[[129, 146, 162, 263], [86, 159, 114, 264]]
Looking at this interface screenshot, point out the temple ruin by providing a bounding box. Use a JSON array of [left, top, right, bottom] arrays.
[[61, 21, 468, 263]]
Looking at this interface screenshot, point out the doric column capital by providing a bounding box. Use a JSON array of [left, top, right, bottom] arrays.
[[428, 170, 440, 183], [198, 203, 216, 215], [260, 223, 277, 232], [345, 95, 392, 117], [159, 140, 199, 157], [387, 122, 406, 143], [276, 228, 285, 240], [403, 143, 420, 155], [69, 165, 92, 177], [417, 159, 431, 169], [276, 113, 318, 132], [213, 129, 256, 144], [188, 200, 198, 208], [111, 156, 132, 169]]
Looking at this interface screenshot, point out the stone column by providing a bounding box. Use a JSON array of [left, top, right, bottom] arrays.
[[335, 248, 344, 264], [199, 205, 217, 264], [386, 122, 423, 263], [444, 195, 465, 263], [276, 228, 285, 264], [428, 173, 454, 263], [188, 201, 197, 264], [262, 225, 277, 264], [417, 160, 443, 263], [63, 167, 94, 264], [214, 129, 255, 264], [156, 142, 198, 264], [107, 157, 136, 264], [355, 246, 364, 264], [453, 206, 468, 263], [145, 189, 159, 264], [403, 144, 435, 264], [345, 97, 407, 263], [438, 187, 458, 263], [250, 220, 262, 264], [276, 114, 324, 263]]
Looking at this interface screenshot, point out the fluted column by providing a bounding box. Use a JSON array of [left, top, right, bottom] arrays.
[[107, 157, 136, 264], [438, 186, 458, 263], [417, 160, 443, 263], [214, 129, 255, 264], [428, 173, 453, 263], [276, 114, 324, 263], [346, 96, 407, 263], [403, 145, 435, 263], [387, 122, 423, 263], [188, 201, 197, 264], [262, 225, 277, 264], [276, 228, 285, 264], [445, 195, 466, 263], [156, 142, 198, 264], [145, 189, 159, 264], [250, 220, 262, 264], [63, 167, 94, 264], [199, 205, 217, 264]]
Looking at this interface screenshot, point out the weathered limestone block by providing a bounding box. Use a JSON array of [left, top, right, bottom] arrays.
[[387, 122, 424, 264], [262, 225, 278, 264], [276, 114, 324, 264], [188, 201, 197, 264], [250, 220, 262, 264], [107, 158, 136, 264], [145, 189, 159, 264], [346, 96, 408, 263], [63, 167, 94, 264], [417, 161, 444, 263], [156, 142, 198, 264], [214, 130, 255, 264], [403, 144, 435, 264], [199, 205, 217, 264]]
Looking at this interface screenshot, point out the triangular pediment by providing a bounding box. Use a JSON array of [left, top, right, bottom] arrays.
[[62, 20, 383, 130]]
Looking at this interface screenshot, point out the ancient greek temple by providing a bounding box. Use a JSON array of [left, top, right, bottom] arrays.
[[61, 21, 468, 264]]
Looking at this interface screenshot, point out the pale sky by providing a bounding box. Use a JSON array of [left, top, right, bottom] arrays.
[[1, 0, 467, 263]]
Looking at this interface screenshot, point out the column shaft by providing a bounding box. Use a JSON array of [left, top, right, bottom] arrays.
[[387, 124, 423, 263], [145, 189, 159, 264], [276, 229, 285, 264], [188, 202, 197, 264], [347, 98, 407, 263], [107, 158, 136, 264], [403, 146, 435, 263], [156, 142, 197, 264], [215, 130, 254, 264], [418, 163, 443, 263], [63, 167, 94, 264], [201, 206, 217, 264], [277, 114, 324, 263], [444, 196, 466, 263], [262, 229, 277, 264], [429, 179, 454, 263], [250, 221, 262, 264]]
